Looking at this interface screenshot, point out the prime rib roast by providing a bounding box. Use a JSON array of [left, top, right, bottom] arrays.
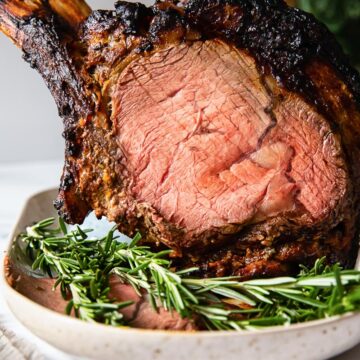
[[1, 0, 360, 279]]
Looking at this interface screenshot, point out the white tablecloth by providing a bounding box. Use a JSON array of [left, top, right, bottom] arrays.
[[0, 161, 359, 360]]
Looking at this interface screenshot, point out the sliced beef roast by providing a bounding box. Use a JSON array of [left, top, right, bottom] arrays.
[[1, 0, 360, 277]]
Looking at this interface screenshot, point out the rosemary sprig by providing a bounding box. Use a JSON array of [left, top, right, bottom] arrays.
[[22, 218, 132, 325], [20, 218, 360, 330]]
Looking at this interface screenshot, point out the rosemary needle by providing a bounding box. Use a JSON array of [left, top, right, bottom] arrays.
[[20, 217, 360, 331]]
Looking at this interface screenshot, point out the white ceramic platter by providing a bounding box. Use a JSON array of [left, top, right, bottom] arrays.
[[1, 188, 360, 360]]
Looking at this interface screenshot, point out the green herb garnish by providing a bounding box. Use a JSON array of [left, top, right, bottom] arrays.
[[20, 218, 360, 330]]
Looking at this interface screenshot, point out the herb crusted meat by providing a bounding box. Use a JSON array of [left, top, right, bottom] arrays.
[[1, 0, 360, 278]]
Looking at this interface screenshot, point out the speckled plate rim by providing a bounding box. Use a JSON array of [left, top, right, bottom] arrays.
[[1, 274, 359, 337], [1, 188, 360, 360], [1, 187, 360, 337]]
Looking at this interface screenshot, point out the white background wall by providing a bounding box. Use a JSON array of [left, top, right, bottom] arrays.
[[0, 0, 152, 163]]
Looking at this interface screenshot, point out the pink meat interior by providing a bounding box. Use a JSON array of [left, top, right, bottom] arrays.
[[113, 40, 346, 235]]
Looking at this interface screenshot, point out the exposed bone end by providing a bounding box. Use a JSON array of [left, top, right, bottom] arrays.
[[0, 0, 91, 46], [0, 0, 45, 46], [49, 0, 91, 29]]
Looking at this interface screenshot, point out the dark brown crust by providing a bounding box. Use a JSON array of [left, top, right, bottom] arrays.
[[177, 218, 355, 278], [1, 0, 360, 278], [184, 0, 360, 110], [21, 15, 94, 223], [0, 0, 93, 223]]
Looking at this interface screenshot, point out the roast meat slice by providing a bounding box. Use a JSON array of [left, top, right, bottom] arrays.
[[113, 39, 346, 245], [1, 0, 360, 277]]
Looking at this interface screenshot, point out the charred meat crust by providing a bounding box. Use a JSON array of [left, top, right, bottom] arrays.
[[179, 218, 357, 278], [0, 1, 94, 223], [81, 0, 360, 109], [20, 17, 92, 122], [1, 0, 360, 278], [184, 0, 360, 111], [19, 15, 93, 223]]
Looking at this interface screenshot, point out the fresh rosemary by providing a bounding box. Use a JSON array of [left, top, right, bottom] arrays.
[[21, 218, 360, 331]]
